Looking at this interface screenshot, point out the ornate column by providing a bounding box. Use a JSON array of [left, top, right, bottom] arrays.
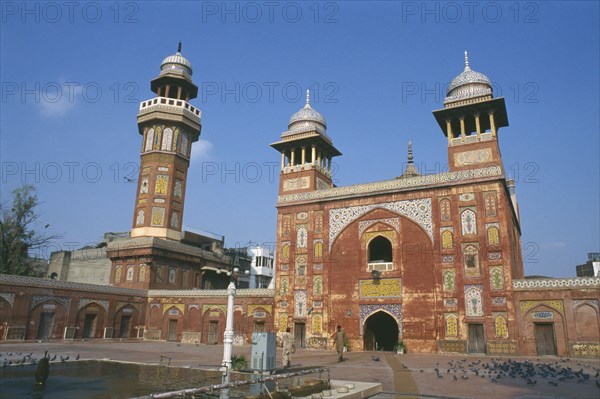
[[446, 120, 453, 146], [489, 111, 496, 138], [475, 113, 481, 140]]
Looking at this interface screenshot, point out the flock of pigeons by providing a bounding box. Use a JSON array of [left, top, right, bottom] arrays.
[[424, 358, 600, 388], [1, 351, 80, 367]]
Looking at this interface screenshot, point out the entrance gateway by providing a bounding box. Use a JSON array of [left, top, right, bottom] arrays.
[[363, 311, 399, 351]]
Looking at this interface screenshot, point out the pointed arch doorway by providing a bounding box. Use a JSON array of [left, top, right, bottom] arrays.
[[363, 311, 399, 351]]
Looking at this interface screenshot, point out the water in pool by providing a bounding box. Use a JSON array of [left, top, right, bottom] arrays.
[[0, 360, 227, 398]]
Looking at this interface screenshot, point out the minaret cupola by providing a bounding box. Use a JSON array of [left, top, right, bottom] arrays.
[[271, 90, 341, 194], [433, 52, 509, 172]]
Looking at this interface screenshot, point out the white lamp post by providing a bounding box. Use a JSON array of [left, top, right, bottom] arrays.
[[221, 268, 237, 374]]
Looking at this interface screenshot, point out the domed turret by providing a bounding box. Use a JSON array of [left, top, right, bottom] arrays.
[[160, 42, 193, 77], [433, 51, 509, 172], [288, 91, 327, 133], [445, 51, 492, 104], [149, 42, 198, 100]]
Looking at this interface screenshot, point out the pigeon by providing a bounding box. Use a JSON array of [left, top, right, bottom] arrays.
[[371, 356, 380, 362]]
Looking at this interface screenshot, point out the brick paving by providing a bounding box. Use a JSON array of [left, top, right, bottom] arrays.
[[1, 341, 599, 398]]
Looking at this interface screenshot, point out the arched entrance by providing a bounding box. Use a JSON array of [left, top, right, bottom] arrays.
[[364, 311, 398, 351]]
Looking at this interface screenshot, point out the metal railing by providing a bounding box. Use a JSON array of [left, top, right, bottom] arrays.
[[130, 367, 329, 399]]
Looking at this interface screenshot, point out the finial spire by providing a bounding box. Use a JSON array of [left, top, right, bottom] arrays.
[[464, 50, 470, 71], [306, 89, 310, 106], [396, 140, 420, 179], [177, 41, 182, 53]]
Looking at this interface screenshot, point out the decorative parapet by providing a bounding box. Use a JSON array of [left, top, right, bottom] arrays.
[[278, 166, 503, 205], [0, 274, 147, 297], [106, 236, 228, 263], [148, 288, 275, 298], [0, 274, 275, 300], [138, 96, 201, 125], [513, 277, 600, 290]]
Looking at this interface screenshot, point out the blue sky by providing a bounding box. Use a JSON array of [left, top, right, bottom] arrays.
[[1, 1, 598, 277]]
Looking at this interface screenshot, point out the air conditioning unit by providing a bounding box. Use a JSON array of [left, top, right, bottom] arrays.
[[250, 332, 276, 371]]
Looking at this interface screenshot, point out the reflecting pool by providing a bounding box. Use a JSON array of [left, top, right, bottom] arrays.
[[0, 360, 225, 399]]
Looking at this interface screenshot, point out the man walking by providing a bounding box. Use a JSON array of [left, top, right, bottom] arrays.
[[333, 325, 346, 362], [282, 327, 294, 368]]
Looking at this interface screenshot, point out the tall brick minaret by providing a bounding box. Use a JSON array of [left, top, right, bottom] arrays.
[[131, 43, 202, 240]]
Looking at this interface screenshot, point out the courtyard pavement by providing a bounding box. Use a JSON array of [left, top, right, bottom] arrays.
[[0, 340, 599, 398]]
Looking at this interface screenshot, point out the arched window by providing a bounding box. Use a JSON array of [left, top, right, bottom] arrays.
[[368, 236, 393, 263], [495, 315, 508, 338], [281, 243, 290, 260], [443, 270, 455, 291], [461, 209, 477, 235], [445, 314, 458, 337], [487, 226, 500, 245], [180, 132, 189, 156], [155, 266, 164, 283], [463, 245, 480, 277], [296, 226, 308, 248], [315, 213, 324, 233], [441, 230, 453, 250], [139, 265, 147, 282], [114, 266, 122, 282], [296, 256, 306, 276], [313, 276, 323, 295], [168, 268, 176, 283], [153, 127, 162, 150], [126, 266, 134, 281], [145, 128, 154, 152], [161, 128, 173, 151], [294, 291, 307, 317], [312, 314, 323, 334], [490, 267, 503, 290], [172, 129, 180, 152], [465, 287, 484, 317], [440, 198, 451, 221], [314, 241, 323, 258], [485, 193, 497, 216], [279, 277, 289, 295]]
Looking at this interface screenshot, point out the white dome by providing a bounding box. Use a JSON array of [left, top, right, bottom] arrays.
[[288, 91, 327, 132], [160, 43, 192, 76], [445, 52, 492, 102]]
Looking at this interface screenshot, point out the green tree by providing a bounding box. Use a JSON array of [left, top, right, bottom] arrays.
[[0, 185, 58, 276]]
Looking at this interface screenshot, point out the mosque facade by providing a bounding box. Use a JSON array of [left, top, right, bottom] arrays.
[[271, 53, 600, 356], [0, 49, 598, 359]]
